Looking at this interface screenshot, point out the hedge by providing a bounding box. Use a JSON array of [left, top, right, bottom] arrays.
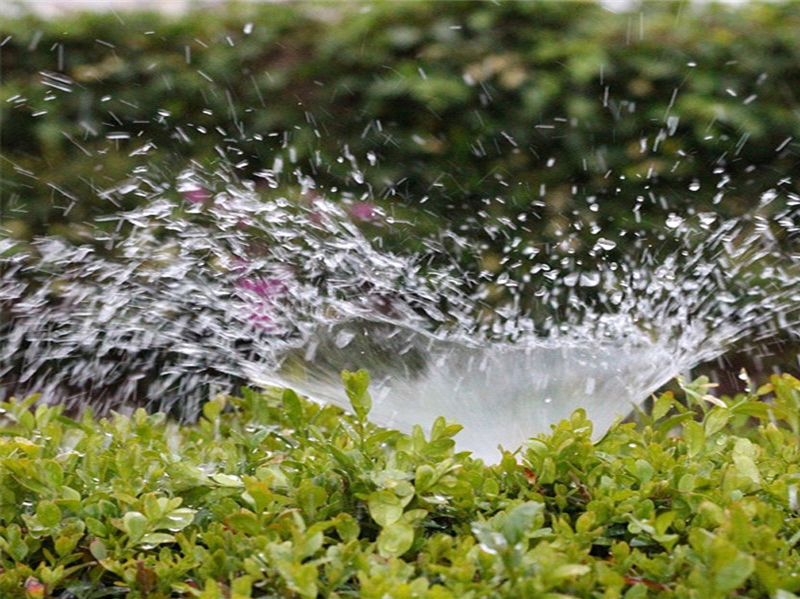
[[1, 373, 800, 597]]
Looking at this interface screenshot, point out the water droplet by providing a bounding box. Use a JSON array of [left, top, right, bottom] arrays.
[[665, 214, 684, 229], [579, 272, 601, 288], [594, 238, 617, 251], [334, 330, 356, 349]]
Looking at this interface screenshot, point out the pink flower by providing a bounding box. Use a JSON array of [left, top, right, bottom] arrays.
[[237, 276, 287, 300], [349, 201, 376, 222], [182, 187, 210, 204], [235, 274, 291, 333]]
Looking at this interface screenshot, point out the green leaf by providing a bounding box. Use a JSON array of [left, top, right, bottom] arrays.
[[712, 546, 755, 594], [551, 563, 591, 580], [277, 561, 318, 599], [85, 517, 107, 537], [155, 507, 196, 531], [2, 523, 28, 561], [89, 539, 107, 560], [35, 500, 61, 528], [501, 501, 544, 546], [54, 532, 81, 557], [122, 511, 148, 543], [297, 481, 327, 519], [231, 575, 254, 599], [143, 494, 162, 521], [683, 420, 705, 457], [368, 489, 404, 527], [211, 473, 244, 487], [377, 521, 415, 558], [202, 395, 226, 422], [56, 486, 82, 512], [40, 460, 64, 488], [677, 473, 695, 493], [139, 532, 175, 546], [334, 513, 360, 542], [652, 392, 674, 421], [414, 464, 436, 494], [539, 456, 557, 484], [282, 388, 304, 429], [226, 511, 262, 535], [733, 455, 761, 486], [704, 409, 730, 437], [341, 369, 372, 421], [630, 459, 654, 485], [299, 529, 324, 560]]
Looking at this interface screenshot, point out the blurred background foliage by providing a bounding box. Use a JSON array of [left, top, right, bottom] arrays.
[[2, 0, 799, 387]]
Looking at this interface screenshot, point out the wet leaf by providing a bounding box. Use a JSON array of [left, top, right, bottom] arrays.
[[368, 489, 404, 527], [122, 511, 148, 543], [35, 500, 61, 528], [342, 369, 372, 421], [377, 521, 415, 558]]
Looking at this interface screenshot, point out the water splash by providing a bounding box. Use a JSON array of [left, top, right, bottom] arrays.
[[1, 165, 799, 460]]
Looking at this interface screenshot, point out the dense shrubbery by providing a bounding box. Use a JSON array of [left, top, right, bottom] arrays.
[[1, 372, 800, 598], [2, 7, 800, 593], [3, 1, 800, 244]]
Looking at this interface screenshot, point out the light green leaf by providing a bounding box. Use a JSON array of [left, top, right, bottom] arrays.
[[377, 521, 415, 558], [54, 533, 81, 557], [501, 501, 544, 546], [202, 395, 226, 421], [297, 481, 327, 519], [35, 500, 61, 528], [155, 507, 196, 531], [551, 563, 591, 580], [143, 494, 162, 521], [713, 549, 754, 594], [652, 392, 674, 421], [704, 409, 730, 437], [414, 464, 436, 493], [3, 524, 28, 561], [334, 513, 360, 542], [139, 532, 175, 546], [122, 511, 148, 543], [277, 561, 318, 599], [231, 575, 254, 599], [282, 388, 304, 429], [631, 459, 654, 485], [733, 454, 761, 486], [341, 369, 372, 420], [683, 420, 705, 457], [211, 473, 244, 487], [368, 489, 404, 527], [89, 539, 107, 561]]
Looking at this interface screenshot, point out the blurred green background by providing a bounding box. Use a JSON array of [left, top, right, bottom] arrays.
[[2, 0, 799, 390]]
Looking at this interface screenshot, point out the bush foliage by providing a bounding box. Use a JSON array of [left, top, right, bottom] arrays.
[[2, 1, 800, 244], [1, 372, 800, 598], [2, 6, 800, 593]]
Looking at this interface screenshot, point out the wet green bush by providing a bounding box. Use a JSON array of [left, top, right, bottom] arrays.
[[1, 371, 800, 598]]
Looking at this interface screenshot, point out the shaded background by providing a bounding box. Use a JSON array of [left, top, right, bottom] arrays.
[[2, 0, 799, 397]]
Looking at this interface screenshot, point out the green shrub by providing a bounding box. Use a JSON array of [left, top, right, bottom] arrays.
[[1, 371, 800, 597]]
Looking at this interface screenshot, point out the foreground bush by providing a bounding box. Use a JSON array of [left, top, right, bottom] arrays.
[[1, 371, 800, 598]]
